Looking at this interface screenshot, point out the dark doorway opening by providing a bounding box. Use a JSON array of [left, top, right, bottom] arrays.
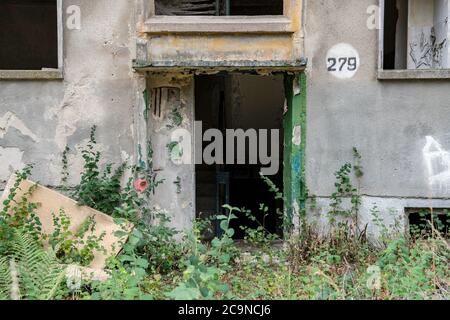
[[0, 0, 58, 70], [195, 73, 285, 239]]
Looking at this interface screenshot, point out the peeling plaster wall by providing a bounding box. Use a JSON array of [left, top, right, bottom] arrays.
[[0, 0, 144, 189], [304, 0, 450, 233], [146, 74, 195, 232], [146, 35, 296, 63]]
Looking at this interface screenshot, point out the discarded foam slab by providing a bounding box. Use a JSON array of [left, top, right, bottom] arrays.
[[67, 265, 111, 283], [0, 175, 133, 270]]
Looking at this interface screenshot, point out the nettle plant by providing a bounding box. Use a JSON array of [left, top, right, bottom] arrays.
[[167, 205, 240, 300], [239, 205, 279, 254]]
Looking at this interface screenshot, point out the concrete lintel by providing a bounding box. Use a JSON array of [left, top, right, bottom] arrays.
[[378, 69, 450, 80], [133, 59, 307, 74], [142, 16, 294, 34], [0, 69, 64, 81]]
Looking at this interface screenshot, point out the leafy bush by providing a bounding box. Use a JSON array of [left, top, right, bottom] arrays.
[[65, 126, 127, 215], [46, 210, 106, 267], [63, 126, 182, 274]]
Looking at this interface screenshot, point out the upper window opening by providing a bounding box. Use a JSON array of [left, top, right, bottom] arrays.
[[382, 0, 449, 70], [0, 0, 58, 70], [155, 0, 284, 16]]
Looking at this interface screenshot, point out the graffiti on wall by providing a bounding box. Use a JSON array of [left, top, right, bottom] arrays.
[[423, 136, 450, 194], [409, 28, 448, 69]]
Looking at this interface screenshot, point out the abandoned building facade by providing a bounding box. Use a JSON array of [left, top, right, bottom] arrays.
[[1, 0, 450, 240]]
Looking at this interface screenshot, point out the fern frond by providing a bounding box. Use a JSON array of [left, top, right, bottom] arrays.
[[0, 230, 66, 300], [0, 257, 11, 300]]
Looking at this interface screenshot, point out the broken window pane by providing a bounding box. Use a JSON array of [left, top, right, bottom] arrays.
[[383, 0, 450, 70], [0, 0, 58, 70], [155, 0, 283, 16], [407, 0, 449, 69]]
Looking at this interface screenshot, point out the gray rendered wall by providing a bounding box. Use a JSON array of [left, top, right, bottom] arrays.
[[304, 0, 450, 238], [0, 1, 144, 190]]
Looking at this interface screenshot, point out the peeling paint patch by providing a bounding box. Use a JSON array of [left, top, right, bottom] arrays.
[[0, 112, 40, 142], [292, 200, 300, 235], [293, 154, 301, 172], [292, 125, 301, 146], [121, 150, 131, 163], [0, 147, 25, 179], [293, 79, 301, 96], [46, 78, 104, 151], [143, 89, 150, 122]]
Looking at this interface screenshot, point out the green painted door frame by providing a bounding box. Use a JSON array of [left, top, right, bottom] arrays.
[[283, 72, 307, 236]]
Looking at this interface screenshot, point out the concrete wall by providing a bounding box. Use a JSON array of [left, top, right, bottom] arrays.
[[304, 0, 450, 238], [0, 0, 143, 189]]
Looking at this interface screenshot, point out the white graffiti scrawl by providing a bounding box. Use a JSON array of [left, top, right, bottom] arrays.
[[423, 136, 450, 195]]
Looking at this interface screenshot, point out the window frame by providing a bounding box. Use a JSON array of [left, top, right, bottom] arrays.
[[142, 0, 297, 34], [0, 0, 64, 81], [378, 0, 450, 80]]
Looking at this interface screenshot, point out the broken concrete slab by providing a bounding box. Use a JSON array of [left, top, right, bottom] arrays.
[[0, 175, 133, 270]]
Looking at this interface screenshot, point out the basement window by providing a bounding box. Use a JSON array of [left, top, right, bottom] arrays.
[[0, 0, 62, 78], [379, 0, 450, 78], [155, 0, 284, 16], [407, 208, 450, 238]]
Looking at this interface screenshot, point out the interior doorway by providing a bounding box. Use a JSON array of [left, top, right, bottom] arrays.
[[195, 73, 285, 239]]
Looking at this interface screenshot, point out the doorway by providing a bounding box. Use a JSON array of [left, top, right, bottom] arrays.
[[195, 73, 285, 239]]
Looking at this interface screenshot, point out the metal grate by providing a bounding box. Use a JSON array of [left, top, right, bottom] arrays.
[[155, 0, 283, 16]]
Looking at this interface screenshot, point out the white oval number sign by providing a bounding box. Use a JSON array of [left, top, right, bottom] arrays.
[[326, 43, 360, 79]]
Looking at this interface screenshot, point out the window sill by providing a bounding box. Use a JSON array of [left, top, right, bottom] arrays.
[[378, 69, 450, 80], [0, 69, 63, 80], [142, 16, 293, 34]]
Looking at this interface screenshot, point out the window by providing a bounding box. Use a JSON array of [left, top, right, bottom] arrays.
[[407, 208, 450, 238], [381, 0, 449, 71], [155, 0, 284, 16], [0, 0, 60, 71]]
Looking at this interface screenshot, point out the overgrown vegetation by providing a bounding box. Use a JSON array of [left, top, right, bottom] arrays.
[[0, 128, 448, 300]]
